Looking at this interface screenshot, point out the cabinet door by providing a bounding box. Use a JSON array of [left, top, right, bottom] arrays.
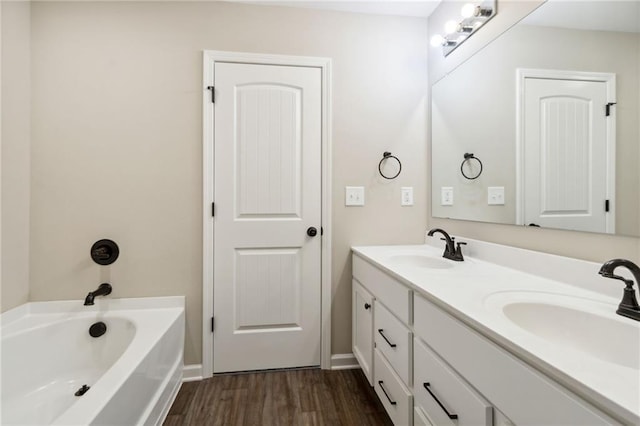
[[353, 279, 374, 385]]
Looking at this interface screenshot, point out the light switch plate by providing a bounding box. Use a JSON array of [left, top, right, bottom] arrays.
[[488, 186, 505, 205], [401, 187, 414, 206], [441, 187, 453, 206], [345, 186, 365, 206]]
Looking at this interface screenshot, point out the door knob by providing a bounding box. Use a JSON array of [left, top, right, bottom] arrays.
[[307, 227, 318, 237]]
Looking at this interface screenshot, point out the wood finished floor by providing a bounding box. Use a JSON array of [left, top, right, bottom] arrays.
[[164, 368, 393, 426]]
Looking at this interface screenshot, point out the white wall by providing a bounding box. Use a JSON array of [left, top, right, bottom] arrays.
[[427, 0, 640, 264], [1, 1, 31, 313], [29, 1, 429, 364]]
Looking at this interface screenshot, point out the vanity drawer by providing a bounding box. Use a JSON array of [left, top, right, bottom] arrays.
[[353, 254, 411, 325], [414, 407, 433, 426], [374, 349, 412, 426], [374, 301, 412, 387], [413, 337, 492, 426], [413, 293, 617, 425]]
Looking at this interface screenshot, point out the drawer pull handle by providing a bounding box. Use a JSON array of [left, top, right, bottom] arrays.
[[378, 381, 397, 405], [364, 303, 371, 310], [423, 382, 458, 420], [377, 329, 397, 348]]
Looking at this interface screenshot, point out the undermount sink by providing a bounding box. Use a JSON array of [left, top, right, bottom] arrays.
[[386, 254, 453, 269], [485, 292, 640, 370]]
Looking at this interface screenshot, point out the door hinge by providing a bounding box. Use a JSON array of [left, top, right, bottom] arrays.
[[211, 317, 215, 333], [605, 102, 616, 117], [207, 86, 215, 103], [211, 202, 215, 217], [605, 199, 610, 212]]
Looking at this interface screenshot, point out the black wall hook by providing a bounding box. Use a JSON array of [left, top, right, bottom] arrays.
[[91, 239, 119, 265]]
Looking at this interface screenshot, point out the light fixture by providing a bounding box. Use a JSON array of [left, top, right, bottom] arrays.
[[430, 0, 497, 56], [473, 6, 494, 17], [461, 3, 476, 19], [444, 20, 458, 34], [430, 34, 445, 47]]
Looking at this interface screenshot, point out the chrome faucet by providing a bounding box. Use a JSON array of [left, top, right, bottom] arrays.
[[84, 283, 112, 306], [427, 228, 466, 261], [598, 259, 640, 321]]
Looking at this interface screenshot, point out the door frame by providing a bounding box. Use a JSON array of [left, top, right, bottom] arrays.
[[201, 50, 332, 378], [515, 68, 616, 232]]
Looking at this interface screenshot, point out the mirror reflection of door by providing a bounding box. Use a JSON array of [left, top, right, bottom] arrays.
[[518, 70, 615, 234]]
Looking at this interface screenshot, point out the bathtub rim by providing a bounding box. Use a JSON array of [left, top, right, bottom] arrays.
[[1, 296, 185, 425], [1, 295, 185, 325]]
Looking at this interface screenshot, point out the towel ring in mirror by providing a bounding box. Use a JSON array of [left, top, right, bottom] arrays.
[[379, 152, 402, 180], [460, 153, 483, 180]]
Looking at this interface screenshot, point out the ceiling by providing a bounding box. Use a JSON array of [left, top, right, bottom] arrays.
[[224, 0, 441, 18]]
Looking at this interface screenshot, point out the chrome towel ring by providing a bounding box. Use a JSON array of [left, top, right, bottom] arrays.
[[379, 152, 402, 180], [460, 153, 483, 180]]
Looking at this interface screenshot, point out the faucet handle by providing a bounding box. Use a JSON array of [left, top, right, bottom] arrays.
[[440, 237, 456, 245], [605, 273, 634, 287], [453, 241, 467, 261]]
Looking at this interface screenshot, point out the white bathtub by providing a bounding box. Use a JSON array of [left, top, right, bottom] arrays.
[[0, 296, 185, 426]]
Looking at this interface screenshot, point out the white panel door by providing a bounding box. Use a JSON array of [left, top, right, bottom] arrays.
[[523, 77, 610, 233], [213, 62, 322, 373]]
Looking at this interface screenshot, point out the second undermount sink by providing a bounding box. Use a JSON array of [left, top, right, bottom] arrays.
[[386, 254, 453, 269], [485, 292, 640, 370]]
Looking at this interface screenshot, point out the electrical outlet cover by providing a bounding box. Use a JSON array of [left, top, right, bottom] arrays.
[[345, 186, 365, 206], [401, 187, 414, 206], [488, 186, 505, 205], [441, 187, 453, 206]]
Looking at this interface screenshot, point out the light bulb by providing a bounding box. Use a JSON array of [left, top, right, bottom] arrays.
[[430, 34, 445, 47], [444, 20, 458, 34], [461, 3, 476, 18]]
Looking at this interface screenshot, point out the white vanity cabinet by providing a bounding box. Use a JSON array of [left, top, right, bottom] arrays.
[[352, 251, 622, 426], [413, 293, 617, 426], [352, 279, 374, 385], [353, 254, 413, 425]]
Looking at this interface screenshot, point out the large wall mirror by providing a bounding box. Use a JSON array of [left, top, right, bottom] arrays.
[[431, 0, 640, 237]]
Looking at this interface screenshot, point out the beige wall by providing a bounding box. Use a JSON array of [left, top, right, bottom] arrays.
[[428, 0, 640, 264], [1, 1, 31, 312], [29, 1, 429, 364]]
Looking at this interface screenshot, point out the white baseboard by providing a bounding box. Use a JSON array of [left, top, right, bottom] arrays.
[[185, 358, 358, 377], [183, 364, 203, 382], [330, 353, 359, 370]]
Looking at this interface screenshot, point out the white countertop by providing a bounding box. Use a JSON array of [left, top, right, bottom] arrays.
[[352, 243, 640, 424]]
